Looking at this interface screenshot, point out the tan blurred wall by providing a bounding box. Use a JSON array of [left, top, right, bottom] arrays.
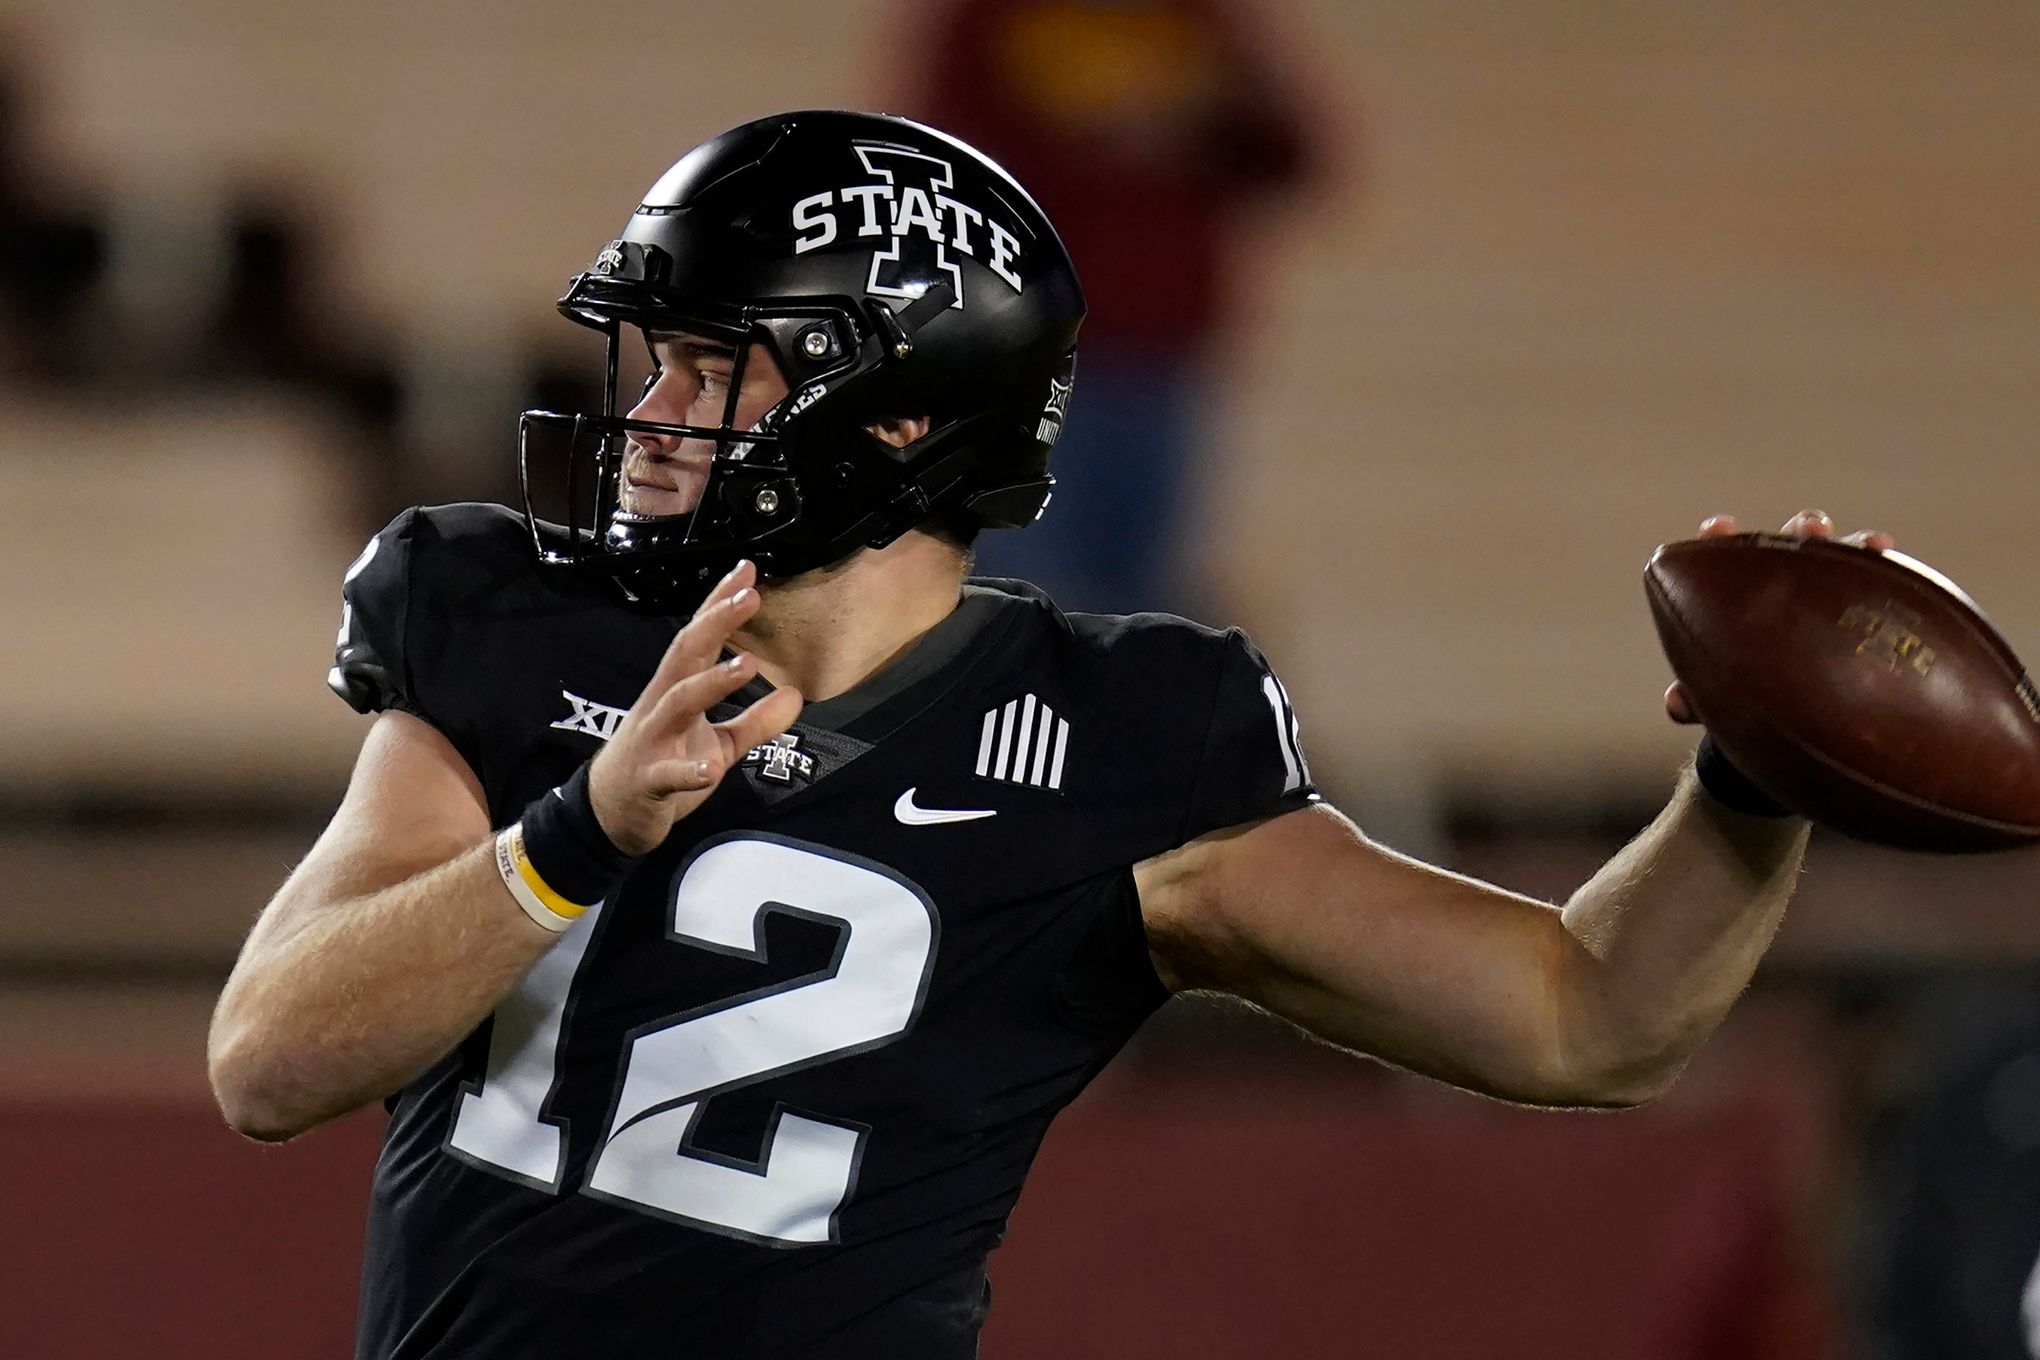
[[1214, 0, 2040, 838], [7, 0, 2037, 827]]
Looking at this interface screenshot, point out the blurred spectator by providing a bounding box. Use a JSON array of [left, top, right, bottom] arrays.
[[0, 43, 106, 382], [179, 192, 411, 528], [0, 42, 415, 531], [910, 0, 1325, 615], [184, 196, 344, 387]]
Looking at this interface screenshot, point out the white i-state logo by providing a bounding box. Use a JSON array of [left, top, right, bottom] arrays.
[[741, 732, 816, 784], [975, 693, 1069, 791], [789, 143, 1024, 310]]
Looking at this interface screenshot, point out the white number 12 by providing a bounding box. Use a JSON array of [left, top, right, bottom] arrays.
[[447, 833, 939, 1246]]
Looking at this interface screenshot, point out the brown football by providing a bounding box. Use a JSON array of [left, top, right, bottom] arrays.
[[1644, 533, 2040, 852]]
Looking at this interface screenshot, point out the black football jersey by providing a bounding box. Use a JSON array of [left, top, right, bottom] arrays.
[[329, 504, 1317, 1359]]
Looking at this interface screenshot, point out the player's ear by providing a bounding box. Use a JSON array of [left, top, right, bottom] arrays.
[[867, 414, 931, 449]]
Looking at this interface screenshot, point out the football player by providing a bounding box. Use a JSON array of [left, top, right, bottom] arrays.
[[208, 111, 1882, 1358]]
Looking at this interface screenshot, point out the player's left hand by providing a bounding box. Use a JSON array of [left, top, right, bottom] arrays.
[[1663, 509, 1897, 724], [588, 560, 804, 854]]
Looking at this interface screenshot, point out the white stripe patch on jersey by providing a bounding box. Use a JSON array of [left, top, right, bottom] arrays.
[[1261, 673, 1310, 794], [975, 694, 1069, 790]]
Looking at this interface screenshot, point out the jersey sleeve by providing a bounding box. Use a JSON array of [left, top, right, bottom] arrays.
[[1181, 629, 1319, 841], [328, 509, 423, 717]]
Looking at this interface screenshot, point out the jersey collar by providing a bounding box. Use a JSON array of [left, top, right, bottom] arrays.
[[725, 581, 1031, 740]]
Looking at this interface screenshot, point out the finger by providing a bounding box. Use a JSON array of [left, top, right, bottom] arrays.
[[1697, 514, 1739, 538], [1841, 529, 1896, 552], [643, 586, 760, 698], [641, 651, 759, 735], [1782, 508, 1833, 539], [690, 559, 756, 622], [713, 686, 805, 761], [1664, 681, 1701, 725], [633, 561, 758, 706], [641, 755, 721, 798]]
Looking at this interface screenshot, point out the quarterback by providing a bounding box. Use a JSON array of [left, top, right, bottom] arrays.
[[209, 111, 1880, 1358]]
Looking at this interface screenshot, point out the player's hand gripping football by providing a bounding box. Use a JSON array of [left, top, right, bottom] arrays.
[[588, 560, 804, 855], [1662, 508, 1895, 725]]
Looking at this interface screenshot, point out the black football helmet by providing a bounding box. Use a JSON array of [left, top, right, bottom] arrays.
[[519, 109, 1085, 609]]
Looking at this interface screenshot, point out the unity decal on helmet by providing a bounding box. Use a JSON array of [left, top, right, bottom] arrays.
[[789, 143, 1024, 310]]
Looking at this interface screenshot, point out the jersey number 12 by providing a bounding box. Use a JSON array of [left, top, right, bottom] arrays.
[[445, 833, 939, 1246]]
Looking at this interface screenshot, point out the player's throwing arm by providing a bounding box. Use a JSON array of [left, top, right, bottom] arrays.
[[207, 561, 797, 1142], [1140, 511, 1901, 1108]]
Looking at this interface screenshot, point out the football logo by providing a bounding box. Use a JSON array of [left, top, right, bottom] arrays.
[[1035, 376, 1072, 447], [789, 143, 1024, 310]]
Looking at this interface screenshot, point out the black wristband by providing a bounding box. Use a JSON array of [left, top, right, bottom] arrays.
[[1693, 735, 1794, 818], [517, 763, 643, 906]]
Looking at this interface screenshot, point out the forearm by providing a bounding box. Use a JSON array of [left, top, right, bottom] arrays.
[[1556, 770, 1810, 1102], [208, 839, 558, 1141]]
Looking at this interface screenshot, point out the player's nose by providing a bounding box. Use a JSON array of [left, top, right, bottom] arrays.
[[625, 374, 688, 456]]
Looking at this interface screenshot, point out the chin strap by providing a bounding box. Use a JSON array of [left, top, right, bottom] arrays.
[[864, 283, 956, 359], [964, 476, 1055, 528]]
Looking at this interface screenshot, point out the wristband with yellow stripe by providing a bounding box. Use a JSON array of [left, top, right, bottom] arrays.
[[495, 823, 592, 932], [496, 763, 643, 932]]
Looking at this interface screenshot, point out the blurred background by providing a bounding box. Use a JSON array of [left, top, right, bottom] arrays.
[[3, 0, 2038, 1355]]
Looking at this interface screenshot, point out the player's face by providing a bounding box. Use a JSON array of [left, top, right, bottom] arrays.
[[619, 330, 790, 518]]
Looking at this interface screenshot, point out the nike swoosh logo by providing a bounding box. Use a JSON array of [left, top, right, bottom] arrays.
[[893, 788, 997, 826]]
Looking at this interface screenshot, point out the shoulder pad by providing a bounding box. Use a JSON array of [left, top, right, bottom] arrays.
[[1183, 627, 1317, 840], [1059, 609, 1318, 842], [327, 503, 532, 716], [329, 510, 421, 715]]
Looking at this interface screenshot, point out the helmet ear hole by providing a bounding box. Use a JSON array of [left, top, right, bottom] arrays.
[[869, 413, 932, 451]]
